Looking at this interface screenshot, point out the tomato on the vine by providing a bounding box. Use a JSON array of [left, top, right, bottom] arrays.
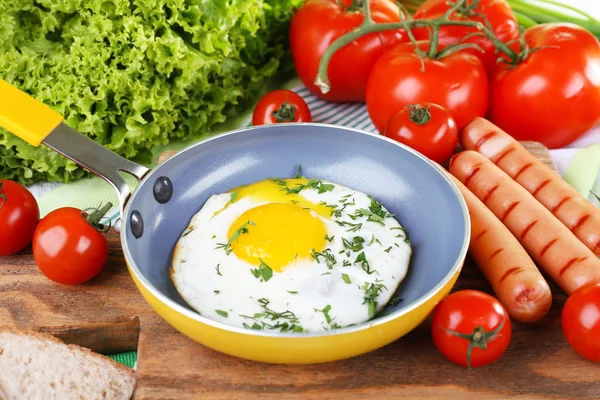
[[366, 40, 488, 132], [431, 290, 512, 368], [0, 179, 39, 255], [383, 103, 458, 164], [488, 23, 600, 149], [412, 0, 519, 75], [252, 89, 312, 126], [289, 0, 408, 102], [32, 204, 112, 285], [562, 282, 600, 363]]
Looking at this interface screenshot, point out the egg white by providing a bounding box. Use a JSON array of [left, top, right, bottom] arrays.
[[171, 179, 411, 333]]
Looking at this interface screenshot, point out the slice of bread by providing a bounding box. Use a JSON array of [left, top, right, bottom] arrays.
[[0, 327, 135, 400]]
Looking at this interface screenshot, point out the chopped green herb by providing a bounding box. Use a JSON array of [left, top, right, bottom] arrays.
[[216, 310, 228, 318], [181, 227, 194, 237], [342, 260, 351, 267], [215, 220, 255, 255], [375, 238, 382, 246], [295, 164, 304, 179], [362, 282, 388, 318], [342, 236, 365, 252], [270, 178, 287, 186], [314, 305, 333, 323], [341, 274, 351, 284], [250, 259, 273, 282], [336, 220, 362, 232], [389, 296, 403, 306], [230, 192, 238, 203], [214, 290, 220, 294], [311, 248, 337, 269], [287, 290, 298, 294], [215, 264, 222, 276], [354, 252, 374, 274], [321, 272, 332, 275], [212, 235, 216, 239], [291, 200, 299, 205], [368, 234, 376, 246], [384, 246, 392, 253], [324, 234, 335, 243], [243, 322, 263, 330], [281, 179, 335, 195], [394, 243, 399, 247]]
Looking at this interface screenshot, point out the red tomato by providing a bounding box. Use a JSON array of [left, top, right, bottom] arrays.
[[0, 179, 39, 255], [366, 40, 488, 132], [412, 0, 519, 75], [289, 0, 408, 102], [488, 23, 600, 149], [252, 90, 312, 126], [431, 290, 512, 368], [562, 282, 600, 363], [383, 103, 458, 164], [32, 206, 110, 285]]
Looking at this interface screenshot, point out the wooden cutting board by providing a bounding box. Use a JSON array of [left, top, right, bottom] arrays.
[[2, 141, 599, 399]]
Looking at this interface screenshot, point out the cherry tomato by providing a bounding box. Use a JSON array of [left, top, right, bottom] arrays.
[[290, 0, 408, 102], [412, 0, 519, 75], [0, 179, 39, 255], [383, 103, 458, 164], [252, 90, 312, 126], [562, 282, 600, 363], [431, 290, 512, 368], [488, 23, 600, 149], [366, 40, 488, 132], [32, 205, 111, 285]]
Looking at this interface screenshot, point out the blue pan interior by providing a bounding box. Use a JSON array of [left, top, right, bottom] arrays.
[[124, 124, 467, 320]]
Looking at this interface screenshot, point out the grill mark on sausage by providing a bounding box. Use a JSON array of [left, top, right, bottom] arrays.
[[521, 221, 538, 241], [464, 167, 481, 186], [489, 248, 503, 261], [532, 179, 552, 197], [501, 201, 520, 222], [540, 238, 558, 258], [572, 214, 591, 232], [474, 230, 488, 241], [513, 162, 534, 181], [494, 147, 515, 165], [499, 267, 523, 284], [559, 257, 586, 277], [474, 131, 496, 150], [483, 185, 499, 203], [551, 197, 571, 214]]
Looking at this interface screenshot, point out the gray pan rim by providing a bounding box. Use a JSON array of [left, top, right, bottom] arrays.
[[120, 122, 471, 339]]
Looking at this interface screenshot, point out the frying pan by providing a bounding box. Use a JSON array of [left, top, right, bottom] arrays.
[[0, 78, 470, 364]]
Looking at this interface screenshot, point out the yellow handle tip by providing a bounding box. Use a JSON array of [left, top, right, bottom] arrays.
[[0, 78, 64, 147]]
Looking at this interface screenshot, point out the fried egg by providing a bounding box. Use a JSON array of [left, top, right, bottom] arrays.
[[171, 176, 411, 333]]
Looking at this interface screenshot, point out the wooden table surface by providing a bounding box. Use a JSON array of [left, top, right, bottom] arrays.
[[1, 142, 599, 399]]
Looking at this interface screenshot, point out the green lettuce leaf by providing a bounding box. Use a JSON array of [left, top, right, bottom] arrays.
[[0, 0, 301, 184]]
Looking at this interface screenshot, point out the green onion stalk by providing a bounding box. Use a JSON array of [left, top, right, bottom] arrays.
[[399, 0, 600, 38]]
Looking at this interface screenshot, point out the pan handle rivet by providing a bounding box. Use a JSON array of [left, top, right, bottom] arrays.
[[154, 176, 173, 204], [130, 210, 144, 239]]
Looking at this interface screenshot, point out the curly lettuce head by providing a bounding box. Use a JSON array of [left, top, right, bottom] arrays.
[[0, 0, 301, 184]]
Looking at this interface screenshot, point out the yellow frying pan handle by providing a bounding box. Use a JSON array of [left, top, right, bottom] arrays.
[[0, 78, 64, 147]]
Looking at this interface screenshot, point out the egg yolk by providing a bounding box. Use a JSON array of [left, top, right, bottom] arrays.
[[215, 178, 333, 220], [228, 203, 327, 272]]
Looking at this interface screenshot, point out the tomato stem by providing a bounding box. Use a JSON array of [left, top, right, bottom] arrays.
[[83, 202, 113, 233], [407, 104, 431, 125], [442, 319, 506, 369], [271, 102, 297, 123], [314, 0, 520, 93], [0, 182, 5, 211]]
